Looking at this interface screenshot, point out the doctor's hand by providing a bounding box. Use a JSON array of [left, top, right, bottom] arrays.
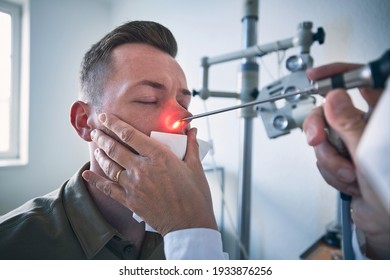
[[303, 63, 382, 195], [83, 113, 217, 236], [303, 63, 389, 259]]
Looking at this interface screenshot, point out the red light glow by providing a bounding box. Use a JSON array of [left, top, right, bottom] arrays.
[[172, 120, 184, 130], [161, 112, 187, 133]]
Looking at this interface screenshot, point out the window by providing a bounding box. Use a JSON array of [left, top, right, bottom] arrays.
[[0, 1, 25, 166]]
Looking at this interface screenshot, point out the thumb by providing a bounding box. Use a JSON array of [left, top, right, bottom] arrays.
[[184, 127, 201, 162], [324, 89, 366, 158]]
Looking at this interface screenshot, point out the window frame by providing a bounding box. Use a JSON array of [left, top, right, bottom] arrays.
[[0, 1, 25, 166]]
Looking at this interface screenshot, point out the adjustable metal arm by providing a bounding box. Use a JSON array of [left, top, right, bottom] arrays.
[[194, 21, 325, 100]]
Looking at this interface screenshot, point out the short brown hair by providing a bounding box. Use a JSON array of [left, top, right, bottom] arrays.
[[79, 21, 178, 105]]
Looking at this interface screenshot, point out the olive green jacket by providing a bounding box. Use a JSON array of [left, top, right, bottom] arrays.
[[0, 163, 165, 260]]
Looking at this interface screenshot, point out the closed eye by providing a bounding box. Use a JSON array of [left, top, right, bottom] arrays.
[[134, 95, 159, 104], [135, 100, 158, 105]]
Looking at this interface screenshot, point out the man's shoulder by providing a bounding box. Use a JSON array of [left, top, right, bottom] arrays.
[[0, 188, 63, 231], [0, 163, 89, 230], [0, 185, 78, 259]]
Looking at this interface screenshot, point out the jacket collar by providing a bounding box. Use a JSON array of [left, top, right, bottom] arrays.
[[62, 163, 117, 259]]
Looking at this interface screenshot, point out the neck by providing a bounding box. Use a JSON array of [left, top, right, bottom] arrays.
[[86, 146, 145, 247]]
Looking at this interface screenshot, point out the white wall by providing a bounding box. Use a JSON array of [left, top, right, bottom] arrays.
[[1, 0, 389, 260], [0, 0, 110, 212]]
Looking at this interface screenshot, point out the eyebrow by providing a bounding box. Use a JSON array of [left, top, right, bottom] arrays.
[[138, 80, 191, 96]]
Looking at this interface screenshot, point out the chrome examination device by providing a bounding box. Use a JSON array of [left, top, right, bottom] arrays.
[[181, 49, 390, 124]]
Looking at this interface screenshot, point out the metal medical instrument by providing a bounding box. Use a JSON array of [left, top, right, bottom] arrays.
[[180, 88, 310, 123], [181, 49, 390, 124]]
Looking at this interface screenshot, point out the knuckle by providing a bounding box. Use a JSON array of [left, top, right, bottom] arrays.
[[93, 131, 101, 144], [131, 168, 142, 182], [104, 118, 112, 127], [105, 141, 117, 156], [104, 160, 114, 176], [119, 127, 136, 144], [102, 184, 111, 196], [338, 114, 365, 132]]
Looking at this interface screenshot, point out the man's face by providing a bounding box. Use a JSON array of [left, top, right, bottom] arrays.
[[97, 43, 191, 136]]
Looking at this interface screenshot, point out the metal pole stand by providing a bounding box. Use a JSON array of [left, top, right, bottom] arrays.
[[237, 0, 259, 260]]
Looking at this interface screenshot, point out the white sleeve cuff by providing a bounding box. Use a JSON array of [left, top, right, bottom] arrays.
[[352, 225, 369, 260], [163, 228, 229, 260]]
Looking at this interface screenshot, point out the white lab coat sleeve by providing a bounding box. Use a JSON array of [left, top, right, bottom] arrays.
[[356, 85, 390, 215], [352, 225, 369, 260], [163, 228, 229, 260]]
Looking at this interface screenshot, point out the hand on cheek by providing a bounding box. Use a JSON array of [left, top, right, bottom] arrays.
[[84, 113, 217, 236]]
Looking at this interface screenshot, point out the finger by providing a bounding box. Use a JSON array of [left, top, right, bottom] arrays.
[[306, 63, 362, 81], [183, 128, 201, 163], [359, 87, 383, 112], [351, 196, 390, 259], [98, 113, 160, 159], [316, 161, 360, 197], [307, 63, 383, 115], [82, 170, 128, 205], [350, 197, 386, 235], [313, 141, 360, 196], [324, 89, 366, 157], [302, 106, 327, 146], [91, 128, 141, 173], [94, 148, 126, 184]]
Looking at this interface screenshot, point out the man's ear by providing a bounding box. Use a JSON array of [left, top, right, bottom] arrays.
[[70, 101, 94, 142]]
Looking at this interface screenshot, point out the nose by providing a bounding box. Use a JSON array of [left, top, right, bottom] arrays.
[[162, 104, 192, 134], [172, 112, 192, 133], [172, 100, 192, 121], [181, 111, 193, 121]]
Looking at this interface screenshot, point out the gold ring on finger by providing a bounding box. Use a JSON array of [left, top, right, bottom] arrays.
[[113, 169, 124, 183]]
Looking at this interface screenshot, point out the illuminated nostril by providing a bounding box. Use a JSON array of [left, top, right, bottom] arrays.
[[162, 113, 187, 132], [172, 119, 184, 130]]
